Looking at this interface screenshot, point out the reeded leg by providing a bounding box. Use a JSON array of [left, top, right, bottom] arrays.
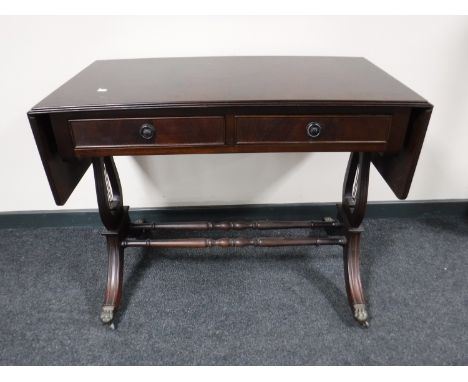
[[100, 234, 124, 326], [343, 228, 368, 327], [339, 152, 371, 328], [93, 157, 128, 327]]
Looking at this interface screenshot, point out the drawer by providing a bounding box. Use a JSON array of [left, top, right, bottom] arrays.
[[70, 116, 226, 149], [235, 115, 392, 148]]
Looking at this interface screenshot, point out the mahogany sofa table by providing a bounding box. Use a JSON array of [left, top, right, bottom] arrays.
[[28, 56, 432, 328]]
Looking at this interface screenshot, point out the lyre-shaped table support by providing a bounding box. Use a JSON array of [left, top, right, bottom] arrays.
[[92, 157, 128, 326], [339, 152, 371, 327], [92, 153, 371, 328]]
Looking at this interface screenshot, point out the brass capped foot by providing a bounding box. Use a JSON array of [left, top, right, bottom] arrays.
[[100, 305, 115, 325], [353, 303, 369, 328]]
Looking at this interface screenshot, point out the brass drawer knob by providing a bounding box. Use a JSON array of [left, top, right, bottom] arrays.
[[306, 122, 322, 138], [139, 123, 155, 140]]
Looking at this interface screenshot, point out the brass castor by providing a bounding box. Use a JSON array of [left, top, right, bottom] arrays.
[[353, 303, 369, 328], [100, 305, 115, 325]]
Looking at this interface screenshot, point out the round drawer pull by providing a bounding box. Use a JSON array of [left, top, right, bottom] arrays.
[[139, 123, 155, 140], [306, 122, 322, 138]]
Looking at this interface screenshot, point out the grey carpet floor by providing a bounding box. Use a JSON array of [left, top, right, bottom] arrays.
[[0, 216, 467, 365]]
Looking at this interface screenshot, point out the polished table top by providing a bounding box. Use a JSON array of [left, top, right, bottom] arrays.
[[32, 56, 427, 112]]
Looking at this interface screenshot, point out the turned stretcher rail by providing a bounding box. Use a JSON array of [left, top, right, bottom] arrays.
[[129, 219, 342, 231], [121, 236, 346, 248]]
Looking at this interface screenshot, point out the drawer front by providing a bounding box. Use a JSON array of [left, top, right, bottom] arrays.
[[70, 116, 225, 149], [235, 115, 392, 148]]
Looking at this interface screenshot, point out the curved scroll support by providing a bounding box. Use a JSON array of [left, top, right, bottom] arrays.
[[92, 157, 125, 231], [92, 157, 128, 326], [100, 234, 124, 326], [340, 152, 371, 327]]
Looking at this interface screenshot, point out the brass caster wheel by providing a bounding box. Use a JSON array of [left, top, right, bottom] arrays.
[[353, 303, 369, 328], [100, 305, 115, 325]]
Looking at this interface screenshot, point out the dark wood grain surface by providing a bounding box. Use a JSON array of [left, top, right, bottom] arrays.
[[31, 56, 428, 112], [70, 116, 226, 148], [235, 115, 391, 144], [28, 56, 432, 204]]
